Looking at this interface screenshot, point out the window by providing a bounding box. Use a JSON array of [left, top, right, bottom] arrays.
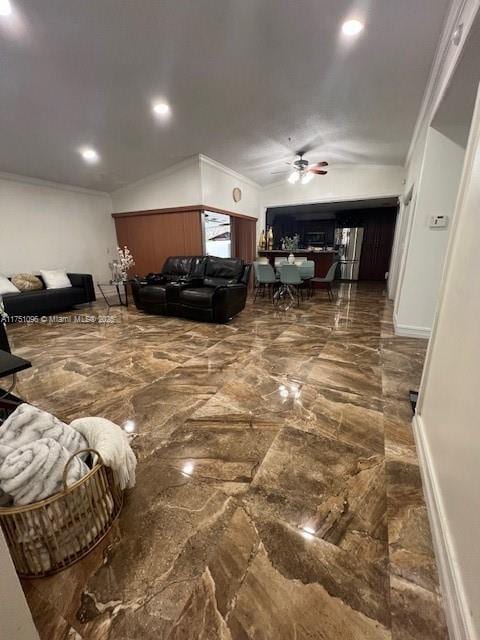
[[204, 212, 231, 257]]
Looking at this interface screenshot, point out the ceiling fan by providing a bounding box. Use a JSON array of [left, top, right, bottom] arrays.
[[272, 152, 328, 184]]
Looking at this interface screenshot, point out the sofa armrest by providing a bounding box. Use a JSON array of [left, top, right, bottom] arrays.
[[165, 278, 205, 303], [146, 273, 167, 285], [131, 276, 149, 288], [67, 273, 96, 303], [177, 277, 205, 288], [212, 283, 248, 323], [214, 283, 247, 294]]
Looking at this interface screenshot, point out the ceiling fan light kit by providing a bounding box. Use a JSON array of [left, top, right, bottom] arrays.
[[301, 171, 314, 184], [279, 152, 328, 185]]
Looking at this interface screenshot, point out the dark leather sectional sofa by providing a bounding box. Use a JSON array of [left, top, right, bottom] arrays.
[[132, 256, 251, 323], [2, 274, 96, 319]]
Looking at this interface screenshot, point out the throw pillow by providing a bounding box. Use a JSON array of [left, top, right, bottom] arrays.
[[39, 269, 72, 290], [11, 273, 43, 291], [0, 275, 20, 295]]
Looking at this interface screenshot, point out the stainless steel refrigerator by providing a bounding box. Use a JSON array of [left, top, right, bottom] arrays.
[[338, 227, 364, 280]]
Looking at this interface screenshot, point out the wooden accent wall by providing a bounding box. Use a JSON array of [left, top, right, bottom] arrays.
[[114, 208, 203, 275], [357, 208, 397, 281], [232, 216, 257, 264], [232, 216, 257, 287]]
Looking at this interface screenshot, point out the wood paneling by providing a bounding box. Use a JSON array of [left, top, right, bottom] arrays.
[[114, 209, 203, 275], [232, 216, 257, 287], [232, 217, 256, 263], [113, 205, 258, 278]]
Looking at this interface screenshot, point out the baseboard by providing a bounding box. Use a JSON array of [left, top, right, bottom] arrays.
[[393, 312, 431, 338], [412, 414, 476, 640]]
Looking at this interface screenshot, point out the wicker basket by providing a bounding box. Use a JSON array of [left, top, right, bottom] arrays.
[[0, 449, 123, 578]]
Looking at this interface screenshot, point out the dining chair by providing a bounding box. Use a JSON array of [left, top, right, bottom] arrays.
[[253, 262, 278, 302], [274, 264, 303, 309], [299, 260, 315, 298], [310, 261, 338, 301]]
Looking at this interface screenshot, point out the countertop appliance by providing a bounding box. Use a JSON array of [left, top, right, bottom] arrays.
[[337, 227, 364, 280]]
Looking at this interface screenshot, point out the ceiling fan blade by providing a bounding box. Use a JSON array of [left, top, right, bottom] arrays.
[[308, 169, 328, 175], [310, 161, 329, 169]]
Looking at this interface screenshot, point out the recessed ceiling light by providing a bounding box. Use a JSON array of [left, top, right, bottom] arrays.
[[79, 147, 99, 163], [342, 19, 364, 36], [152, 101, 171, 116], [0, 0, 12, 16]]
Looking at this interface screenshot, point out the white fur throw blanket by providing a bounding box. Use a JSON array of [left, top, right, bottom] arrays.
[[0, 437, 89, 505], [0, 403, 87, 454], [70, 417, 136, 490]]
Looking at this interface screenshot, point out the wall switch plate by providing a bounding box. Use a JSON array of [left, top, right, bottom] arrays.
[[430, 215, 449, 228]]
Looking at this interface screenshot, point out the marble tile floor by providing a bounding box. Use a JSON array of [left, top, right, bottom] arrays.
[[6, 282, 449, 639]]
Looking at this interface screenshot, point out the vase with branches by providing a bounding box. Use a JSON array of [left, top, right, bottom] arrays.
[[116, 246, 135, 281]]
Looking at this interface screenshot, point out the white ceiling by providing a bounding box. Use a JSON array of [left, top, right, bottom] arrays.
[[0, 0, 450, 191]]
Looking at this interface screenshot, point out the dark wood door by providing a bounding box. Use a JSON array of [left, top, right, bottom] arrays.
[[232, 216, 257, 287], [358, 210, 397, 281]]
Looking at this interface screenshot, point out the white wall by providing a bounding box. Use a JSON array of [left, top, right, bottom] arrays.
[[199, 155, 261, 218], [112, 157, 403, 245], [111, 154, 261, 221], [394, 128, 465, 336], [390, 0, 480, 334], [0, 174, 116, 283], [415, 87, 480, 640], [111, 156, 202, 213], [261, 164, 404, 208], [0, 530, 40, 640]]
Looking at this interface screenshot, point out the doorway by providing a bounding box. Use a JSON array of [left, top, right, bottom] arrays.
[[265, 198, 398, 282], [357, 209, 397, 280]]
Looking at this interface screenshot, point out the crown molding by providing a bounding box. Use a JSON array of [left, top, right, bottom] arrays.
[[406, 0, 480, 167], [199, 154, 261, 189], [0, 171, 110, 196]]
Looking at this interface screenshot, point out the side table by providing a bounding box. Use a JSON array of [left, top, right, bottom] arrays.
[[97, 281, 129, 308]]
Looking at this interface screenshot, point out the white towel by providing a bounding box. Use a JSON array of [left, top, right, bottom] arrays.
[[0, 403, 87, 454], [70, 417, 136, 490], [0, 437, 89, 505]]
